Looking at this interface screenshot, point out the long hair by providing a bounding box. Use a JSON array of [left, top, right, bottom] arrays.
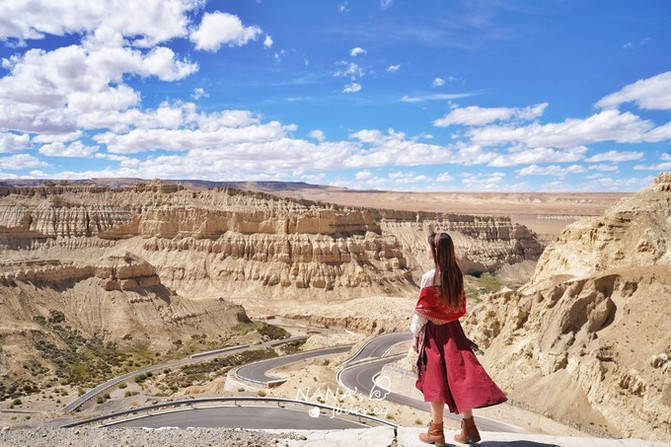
[[428, 232, 463, 309]]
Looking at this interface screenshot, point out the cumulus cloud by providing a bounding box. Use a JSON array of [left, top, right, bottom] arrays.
[[584, 150, 643, 163], [0, 154, 48, 170], [386, 64, 401, 72], [343, 82, 362, 93], [432, 77, 445, 87], [334, 61, 364, 80], [466, 110, 657, 148], [263, 35, 273, 48], [308, 130, 325, 142], [485, 146, 587, 167], [190, 11, 262, 51], [460, 171, 506, 190], [0, 132, 31, 153], [596, 71, 671, 110], [516, 164, 586, 178], [0, 0, 199, 47], [349, 47, 366, 57], [436, 172, 453, 182], [433, 103, 548, 127], [0, 43, 197, 133], [191, 88, 208, 100], [38, 141, 98, 157]]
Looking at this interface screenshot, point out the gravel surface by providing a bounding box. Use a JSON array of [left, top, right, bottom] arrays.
[[0, 426, 306, 446]]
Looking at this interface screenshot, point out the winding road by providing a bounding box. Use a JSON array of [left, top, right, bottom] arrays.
[[65, 329, 522, 433], [236, 344, 354, 384], [64, 335, 308, 413], [108, 405, 366, 430]]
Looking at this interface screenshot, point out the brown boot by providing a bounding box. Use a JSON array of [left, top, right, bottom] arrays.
[[453, 416, 481, 444], [419, 419, 445, 445]]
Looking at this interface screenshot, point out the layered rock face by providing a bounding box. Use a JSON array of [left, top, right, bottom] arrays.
[[456, 173, 671, 441], [0, 181, 541, 298], [0, 252, 249, 345], [381, 216, 542, 280]]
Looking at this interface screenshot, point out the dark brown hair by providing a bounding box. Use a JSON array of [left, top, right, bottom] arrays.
[[428, 232, 464, 309]]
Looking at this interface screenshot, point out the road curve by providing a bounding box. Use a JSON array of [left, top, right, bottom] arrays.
[[64, 335, 307, 413], [108, 405, 366, 430], [338, 354, 524, 433], [236, 344, 353, 384], [345, 331, 412, 364]]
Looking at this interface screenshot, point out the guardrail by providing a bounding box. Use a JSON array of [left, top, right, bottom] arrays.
[[60, 396, 399, 429], [64, 335, 308, 413], [233, 344, 354, 386]]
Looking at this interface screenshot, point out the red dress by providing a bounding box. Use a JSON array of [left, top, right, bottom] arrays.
[[414, 287, 507, 414]]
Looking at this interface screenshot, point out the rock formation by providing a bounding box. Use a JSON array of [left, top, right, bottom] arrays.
[[0, 181, 542, 299], [452, 173, 671, 441]]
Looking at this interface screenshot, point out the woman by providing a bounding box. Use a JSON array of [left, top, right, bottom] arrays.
[[411, 232, 507, 445]]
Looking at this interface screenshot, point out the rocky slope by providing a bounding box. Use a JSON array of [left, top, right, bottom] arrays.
[[453, 173, 671, 441], [0, 251, 250, 400]]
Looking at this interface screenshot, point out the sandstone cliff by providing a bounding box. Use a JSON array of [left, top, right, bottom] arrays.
[[0, 181, 542, 299], [453, 172, 671, 441]]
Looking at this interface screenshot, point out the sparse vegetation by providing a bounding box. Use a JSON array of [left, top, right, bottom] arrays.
[[233, 321, 290, 340]]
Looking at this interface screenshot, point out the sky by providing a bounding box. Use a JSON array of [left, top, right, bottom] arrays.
[[0, 1, 670, 192]]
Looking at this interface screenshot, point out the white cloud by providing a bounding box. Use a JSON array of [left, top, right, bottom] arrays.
[[432, 77, 445, 87], [584, 150, 643, 163], [95, 119, 292, 154], [0, 43, 197, 133], [0, 154, 48, 170], [191, 88, 209, 100], [349, 47, 366, 57], [263, 35, 273, 48], [0, 0, 199, 47], [190, 11, 262, 51], [355, 170, 373, 180], [386, 64, 401, 72], [337, 2, 349, 13], [596, 71, 671, 110], [466, 110, 657, 148], [400, 92, 478, 103], [436, 172, 453, 182], [334, 61, 364, 80], [516, 164, 586, 178], [460, 171, 505, 190], [343, 82, 362, 93], [433, 103, 548, 127], [308, 130, 325, 142], [485, 146, 587, 167], [0, 132, 31, 153], [633, 161, 671, 171], [380, 0, 393, 10], [38, 140, 98, 157]]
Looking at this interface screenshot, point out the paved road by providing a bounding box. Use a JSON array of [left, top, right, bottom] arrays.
[[338, 354, 524, 433], [108, 406, 367, 430], [64, 335, 307, 413], [346, 331, 412, 363], [236, 344, 353, 384]]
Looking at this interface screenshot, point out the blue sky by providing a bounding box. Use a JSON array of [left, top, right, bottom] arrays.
[[0, 0, 670, 191]]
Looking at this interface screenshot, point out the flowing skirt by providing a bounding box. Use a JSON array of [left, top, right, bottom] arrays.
[[415, 319, 507, 414]]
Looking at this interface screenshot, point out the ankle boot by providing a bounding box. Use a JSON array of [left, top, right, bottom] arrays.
[[419, 419, 445, 445], [453, 416, 481, 444]]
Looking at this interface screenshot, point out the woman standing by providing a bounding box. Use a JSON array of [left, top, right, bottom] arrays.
[[411, 232, 507, 445]]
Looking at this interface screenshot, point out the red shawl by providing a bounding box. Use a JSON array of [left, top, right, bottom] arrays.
[[414, 285, 466, 322]]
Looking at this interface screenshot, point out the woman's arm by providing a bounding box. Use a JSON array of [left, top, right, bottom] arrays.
[[410, 312, 427, 352]]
